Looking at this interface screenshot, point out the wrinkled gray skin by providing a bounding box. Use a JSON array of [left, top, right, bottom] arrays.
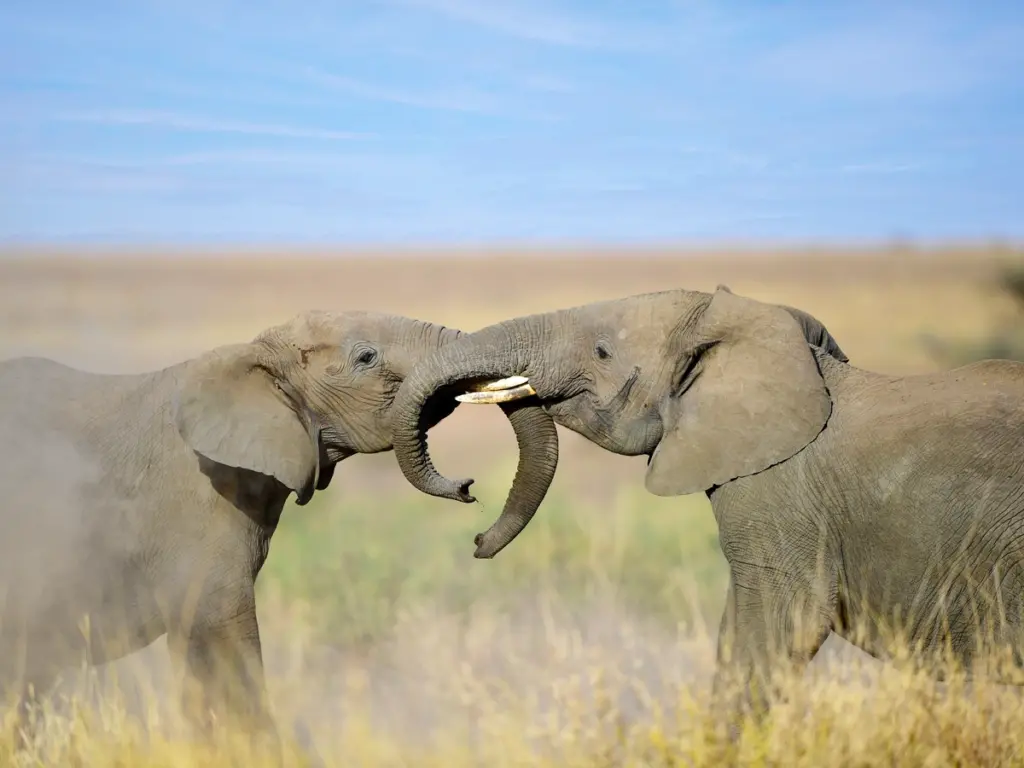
[[0, 311, 463, 746], [392, 286, 1024, 733]]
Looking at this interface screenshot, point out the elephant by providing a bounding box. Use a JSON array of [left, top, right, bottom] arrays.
[[389, 285, 1024, 732], [0, 311, 467, 747]]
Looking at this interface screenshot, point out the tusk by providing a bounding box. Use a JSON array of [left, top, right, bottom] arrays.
[[455, 383, 536, 404], [455, 375, 535, 404], [478, 375, 529, 392]]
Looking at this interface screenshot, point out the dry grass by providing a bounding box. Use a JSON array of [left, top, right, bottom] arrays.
[[6, 591, 1024, 767], [3, 244, 1024, 765]]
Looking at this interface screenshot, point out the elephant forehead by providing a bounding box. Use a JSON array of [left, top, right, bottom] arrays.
[[257, 311, 404, 346], [595, 292, 702, 335], [613, 323, 672, 347]]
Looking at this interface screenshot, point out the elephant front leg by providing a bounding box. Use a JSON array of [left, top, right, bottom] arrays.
[[167, 586, 280, 757], [710, 570, 833, 743]]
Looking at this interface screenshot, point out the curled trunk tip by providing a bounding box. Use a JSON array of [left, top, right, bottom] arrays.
[[471, 400, 559, 559], [390, 322, 561, 558]]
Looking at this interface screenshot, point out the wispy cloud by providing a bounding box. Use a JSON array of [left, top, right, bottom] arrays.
[[74, 148, 445, 179], [840, 162, 922, 175], [54, 110, 368, 140], [305, 70, 496, 114], [305, 69, 560, 121], [70, 74, 343, 110], [758, 11, 1024, 101], [24, 149, 358, 170], [11, 148, 462, 199], [150, 149, 355, 168], [397, 0, 657, 50], [11, 156, 184, 195]]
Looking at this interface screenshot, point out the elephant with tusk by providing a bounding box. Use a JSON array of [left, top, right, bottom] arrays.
[[390, 285, 1024, 733], [392, 285, 848, 561], [0, 311, 466, 748]]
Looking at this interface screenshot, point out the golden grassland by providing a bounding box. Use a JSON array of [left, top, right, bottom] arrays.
[[8, 612, 1024, 767], [3, 244, 1024, 766]]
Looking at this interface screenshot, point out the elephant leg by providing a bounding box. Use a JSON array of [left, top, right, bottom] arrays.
[[711, 568, 832, 742], [167, 584, 280, 758]]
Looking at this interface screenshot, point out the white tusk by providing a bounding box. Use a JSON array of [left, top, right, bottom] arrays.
[[455, 383, 536, 404], [478, 375, 530, 392]]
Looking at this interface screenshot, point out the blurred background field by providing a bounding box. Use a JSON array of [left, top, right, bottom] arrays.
[[4, 245, 1024, 765]]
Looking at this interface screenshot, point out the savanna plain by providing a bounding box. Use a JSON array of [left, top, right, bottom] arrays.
[[3, 245, 1024, 766]]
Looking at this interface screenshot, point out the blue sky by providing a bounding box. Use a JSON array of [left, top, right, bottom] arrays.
[[2, 0, 1023, 245]]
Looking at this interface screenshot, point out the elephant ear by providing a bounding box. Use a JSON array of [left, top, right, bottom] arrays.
[[777, 303, 849, 363], [718, 283, 849, 363], [173, 343, 321, 505], [645, 288, 832, 497]]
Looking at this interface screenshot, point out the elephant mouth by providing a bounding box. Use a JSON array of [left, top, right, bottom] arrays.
[[609, 366, 641, 409], [448, 368, 654, 456], [419, 383, 466, 432], [454, 375, 587, 427], [454, 367, 638, 406], [323, 444, 355, 463], [452, 369, 643, 431], [546, 366, 640, 422]]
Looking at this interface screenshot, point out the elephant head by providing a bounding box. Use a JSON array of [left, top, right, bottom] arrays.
[[391, 287, 847, 558], [173, 311, 462, 506]]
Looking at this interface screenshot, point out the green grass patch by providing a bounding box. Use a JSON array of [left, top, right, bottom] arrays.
[[258, 456, 728, 647]]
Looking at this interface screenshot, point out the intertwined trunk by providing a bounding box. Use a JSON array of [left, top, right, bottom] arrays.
[[391, 321, 559, 558], [390, 298, 847, 559]]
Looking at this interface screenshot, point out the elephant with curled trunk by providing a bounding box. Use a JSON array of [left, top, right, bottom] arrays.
[[391, 285, 1024, 731], [0, 311, 464, 746]]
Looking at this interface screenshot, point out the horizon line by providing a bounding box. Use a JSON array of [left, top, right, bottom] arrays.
[[1, 238, 1021, 261]]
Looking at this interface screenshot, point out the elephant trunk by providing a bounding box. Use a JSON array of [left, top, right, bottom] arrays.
[[473, 400, 558, 558], [436, 325, 465, 345], [391, 320, 560, 558]]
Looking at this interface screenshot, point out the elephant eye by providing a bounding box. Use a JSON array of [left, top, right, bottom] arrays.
[[355, 348, 378, 367], [595, 342, 612, 361]]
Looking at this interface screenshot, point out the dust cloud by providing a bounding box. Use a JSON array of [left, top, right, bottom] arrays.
[[0, 408, 102, 685], [0, 306, 177, 736], [0, 378, 180, 736]]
